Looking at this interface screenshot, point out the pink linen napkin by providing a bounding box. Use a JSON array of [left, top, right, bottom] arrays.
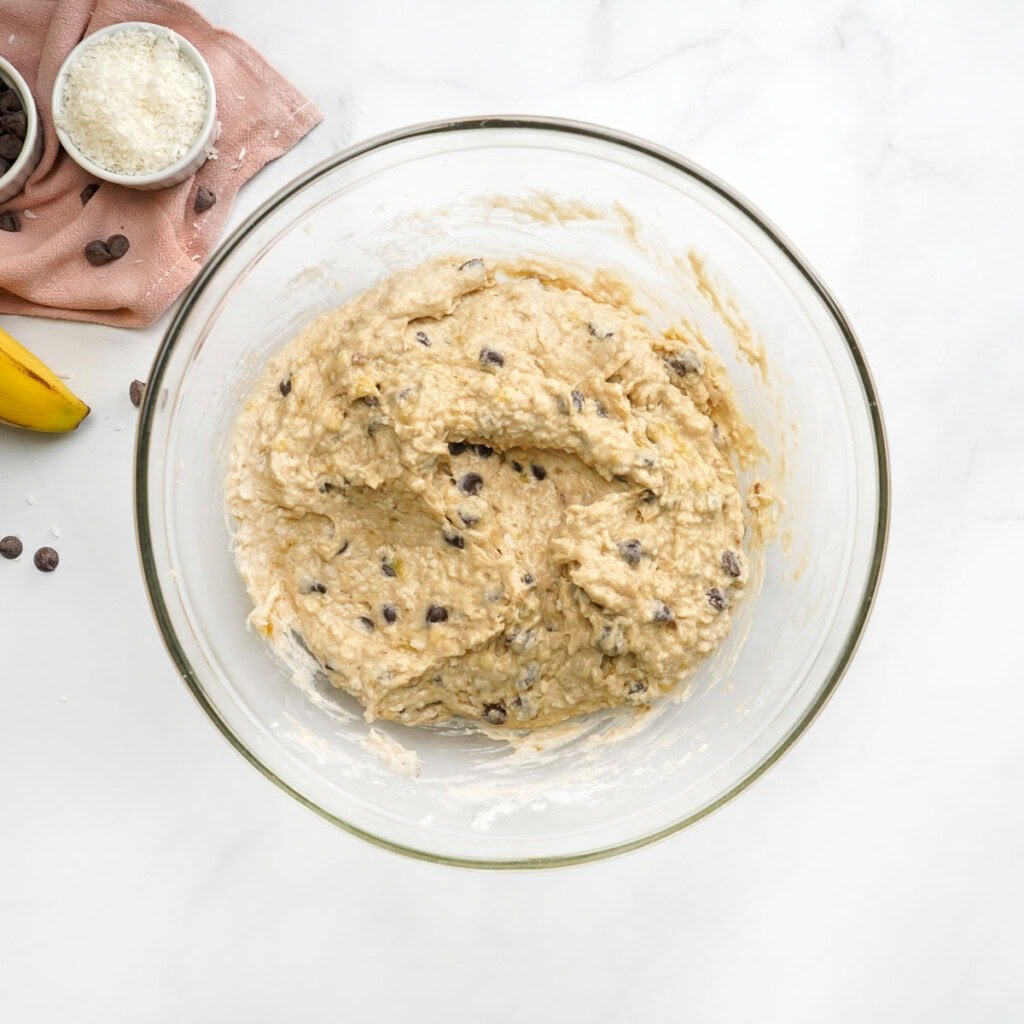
[[0, 0, 322, 327]]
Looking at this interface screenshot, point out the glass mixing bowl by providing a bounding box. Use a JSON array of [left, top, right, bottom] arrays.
[[135, 117, 888, 868]]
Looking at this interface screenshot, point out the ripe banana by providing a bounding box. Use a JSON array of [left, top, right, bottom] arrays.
[[0, 323, 89, 432]]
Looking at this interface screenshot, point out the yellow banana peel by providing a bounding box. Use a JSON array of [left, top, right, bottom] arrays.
[[0, 324, 90, 432]]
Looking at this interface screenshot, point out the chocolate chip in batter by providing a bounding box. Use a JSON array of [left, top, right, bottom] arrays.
[[194, 185, 217, 213], [721, 550, 741, 578], [318, 480, 337, 494], [305, 581, 327, 595], [79, 182, 100, 205], [653, 602, 675, 623], [588, 324, 615, 340], [357, 615, 375, 632], [425, 604, 448, 624], [382, 603, 398, 624], [442, 527, 465, 550], [617, 539, 642, 567], [479, 347, 504, 368], [336, 539, 350, 556], [483, 701, 508, 725], [509, 460, 523, 473], [628, 680, 648, 695], [522, 572, 535, 587], [667, 351, 703, 376], [359, 395, 380, 407], [570, 388, 584, 412], [33, 547, 59, 572], [516, 664, 539, 691], [597, 624, 626, 657], [415, 330, 431, 346], [707, 587, 727, 611], [279, 377, 292, 397], [594, 399, 609, 418], [381, 557, 397, 578], [530, 463, 546, 481], [448, 441, 469, 456], [475, 444, 494, 459], [0, 212, 19, 233], [367, 416, 384, 437], [458, 509, 479, 527], [459, 258, 484, 271], [458, 472, 483, 495], [0, 535, 23, 559]]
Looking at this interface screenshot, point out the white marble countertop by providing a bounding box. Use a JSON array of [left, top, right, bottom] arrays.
[[2, 1, 1021, 1019]]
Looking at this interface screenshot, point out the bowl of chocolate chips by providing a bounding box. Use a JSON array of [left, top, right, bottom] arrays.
[[0, 55, 42, 206]]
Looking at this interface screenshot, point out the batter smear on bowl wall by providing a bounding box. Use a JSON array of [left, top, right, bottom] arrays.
[[226, 257, 766, 730]]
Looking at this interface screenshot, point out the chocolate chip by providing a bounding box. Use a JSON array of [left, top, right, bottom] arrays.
[[0, 91, 22, 113], [0, 158, 9, 177], [194, 186, 217, 213], [80, 182, 100, 206], [522, 572, 535, 587], [667, 352, 703, 375], [516, 665, 539, 691], [425, 604, 448, 624], [1, 111, 26, 140], [483, 702, 508, 725], [597, 624, 626, 657], [279, 377, 292, 397], [0, 134, 20, 160], [458, 472, 483, 495], [618, 539, 642, 567], [382, 603, 398, 624], [0, 535, 23, 559], [459, 258, 484, 271], [653, 602, 675, 623], [530, 463, 546, 481], [510, 460, 523, 473], [129, 379, 146, 408], [721, 550, 741, 577], [628, 680, 648, 695], [84, 240, 112, 266], [415, 330, 431, 347], [474, 444, 494, 459], [33, 546, 59, 572], [0, 211, 19, 232], [359, 395, 379, 407], [480, 347, 504, 368], [305, 581, 327, 595], [106, 234, 130, 260], [594, 399, 609, 418], [442, 527, 465, 550], [588, 324, 614, 340], [707, 587, 727, 611], [640, 489, 657, 503], [317, 480, 338, 494], [448, 441, 469, 456], [458, 509, 479, 527], [570, 388, 584, 412], [381, 558, 397, 577]]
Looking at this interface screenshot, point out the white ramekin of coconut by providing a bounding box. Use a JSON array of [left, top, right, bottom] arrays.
[[52, 21, 219, 190]]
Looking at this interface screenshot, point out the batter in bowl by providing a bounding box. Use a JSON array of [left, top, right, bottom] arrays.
[[227, 258, 758, 729]]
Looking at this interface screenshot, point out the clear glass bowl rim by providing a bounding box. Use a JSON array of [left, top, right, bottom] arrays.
[[133, 115, 891, 869]]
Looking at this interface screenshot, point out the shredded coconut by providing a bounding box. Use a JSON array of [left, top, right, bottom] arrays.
[[57, 27, 208, 175]]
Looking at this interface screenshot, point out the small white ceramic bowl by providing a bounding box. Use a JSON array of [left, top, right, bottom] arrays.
[[51, 21, 218, 191], [0, 55, 44, 204]]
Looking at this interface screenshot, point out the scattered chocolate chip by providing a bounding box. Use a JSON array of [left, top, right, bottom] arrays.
[[459, 258, 484, 271], [458, 472, 483, 495], [474, 444, 494, 459], [483, 701, 508, 725], [516, 665, 539, 691], [618, 539, 642, 567], [570, 388, 584, 412], [425, 604, 448, 624], [597, 624, 626, 657], [194, 185, 217, 213], [305, 581, 327, 595], [442, 527, 465, 550], [448, 441, 469, 456], [1, 111, 26, 140], [588, 324, 614, 340], [318, 480, 337, 494], [106, 234, 129, 259], [510, 460, 523, 473], [667, 351, 703, 375], [0, 211, 19, 232], [84, 239, 112, 266], [530, 463, 546, 481], [0, 134, 20, 160], [279, 377, 292, 397], [381, 558, 397, 578], [334, 539, 350, 558], [628, 680, 648, 695], [653, 602, 675, 623], [522, 572, 535, 587], [594, 399, 609, 418], [359, 395, 380, 407], [479, 347, 504, 368], [129, 379, 146, 408], [640, 489, 657, 503], [33, 546, 59, 572], [721, 550, 741, 578], [415, 330, 431, 347], [357, 615, 374, 632], [80, 182, 100, 205], [707, 587, 727, 611], [0, 535, 23, 559], [382, 603, 398, 624]]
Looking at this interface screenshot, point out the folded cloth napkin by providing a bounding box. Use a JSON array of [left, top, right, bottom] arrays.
[[0, 0, 322, 327]]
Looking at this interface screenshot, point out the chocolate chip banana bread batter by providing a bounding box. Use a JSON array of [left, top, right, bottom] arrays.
[[227, 258, 755, 729]]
